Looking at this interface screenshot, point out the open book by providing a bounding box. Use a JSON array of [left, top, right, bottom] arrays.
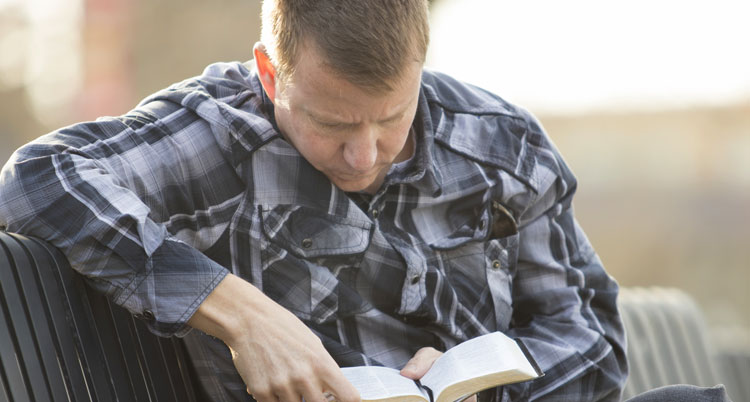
[[342, 332, 543, 402]]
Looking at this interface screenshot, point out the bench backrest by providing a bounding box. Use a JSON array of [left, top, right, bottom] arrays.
[[0, 232, 200, 402], [618, 287, 722, 399]]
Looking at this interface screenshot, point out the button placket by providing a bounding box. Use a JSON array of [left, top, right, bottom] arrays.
[[486, 246, 514, 330], [397, 247, 428, 315], [489, 248, 510, 271]]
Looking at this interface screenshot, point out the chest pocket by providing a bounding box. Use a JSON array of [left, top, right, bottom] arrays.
[[259, 205, 373, 323], [428, 200, 519, 332], [262, 205, 373, 259]]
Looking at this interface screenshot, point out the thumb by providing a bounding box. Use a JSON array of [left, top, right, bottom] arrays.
[[400, 347, 443, 380]]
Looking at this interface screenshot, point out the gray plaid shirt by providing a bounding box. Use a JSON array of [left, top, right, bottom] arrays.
[[0, 62, 627, 401]]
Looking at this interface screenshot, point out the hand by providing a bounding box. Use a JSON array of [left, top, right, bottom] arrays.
[[228, 301, 358, 402], [188, 274, 360, 402], [400, 347, 478, 402]]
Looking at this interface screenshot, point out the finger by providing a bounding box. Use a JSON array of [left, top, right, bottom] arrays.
[[319, 367, 361, 402], [250, 389, 279, 402], [285, 376, 326, 402], [297, 385, 328, 402], [400, 347, 443, 379], [276, 386, 306, 402]]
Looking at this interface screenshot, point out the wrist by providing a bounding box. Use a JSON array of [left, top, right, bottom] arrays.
[[187, 273, 262, 345]]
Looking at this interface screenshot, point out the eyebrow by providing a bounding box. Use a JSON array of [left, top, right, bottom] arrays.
[[306, 112, 355, 126]]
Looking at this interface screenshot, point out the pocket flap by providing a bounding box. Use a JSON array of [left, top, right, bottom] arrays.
[[261, 205, 373, 258], [419, 199, 492, 250], [420, 199, 518, 250]]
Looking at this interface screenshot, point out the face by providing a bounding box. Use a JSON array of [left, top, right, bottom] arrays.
[[270, 45, 422, 194]]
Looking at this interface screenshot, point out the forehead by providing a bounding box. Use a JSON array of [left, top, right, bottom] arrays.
[[282, 44, 423, 118]]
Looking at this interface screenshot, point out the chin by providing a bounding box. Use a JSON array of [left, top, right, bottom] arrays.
[[326, 169, 384, 193], [330, 176, 377, 193], [334, 181, 370, 192]]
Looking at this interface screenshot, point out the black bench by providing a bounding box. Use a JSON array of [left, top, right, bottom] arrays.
[[0, 232, 200, 401]]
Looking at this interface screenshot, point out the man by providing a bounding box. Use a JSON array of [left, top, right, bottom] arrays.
[[0, 1, 629, 401]]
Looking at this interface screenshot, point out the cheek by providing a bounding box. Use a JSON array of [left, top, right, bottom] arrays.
[[304, 137, 339, 162], [384, 124, 412, 151], [278, 114, 335, 160], [293, 128, 341, 164]]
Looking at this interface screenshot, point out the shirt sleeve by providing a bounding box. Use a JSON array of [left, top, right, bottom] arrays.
[[501, 115, 628, 401], [0, 100, 235, 337]]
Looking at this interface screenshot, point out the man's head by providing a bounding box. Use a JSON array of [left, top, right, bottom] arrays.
[[254, 0, 430, 194], [259, 0, 429, 92]]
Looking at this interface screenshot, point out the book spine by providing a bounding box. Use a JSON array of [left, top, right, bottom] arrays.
[[515, 338, 545, 378], [415, 380, 435, 402]]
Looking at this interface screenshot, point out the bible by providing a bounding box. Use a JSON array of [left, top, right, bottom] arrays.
[[341, 332, 543, 402]]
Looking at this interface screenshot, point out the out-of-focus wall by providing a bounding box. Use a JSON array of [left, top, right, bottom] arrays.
[[131, 1, 262, 103], [0, 0, 261, 163], [543, 103, 750, 338]]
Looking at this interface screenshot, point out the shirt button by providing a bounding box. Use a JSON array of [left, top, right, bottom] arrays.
[[491, 260, 502, 270], [501, 249, 509, 259], [371, 209, 379, 219], [142, 310, 155, 321], [410, 275, 420, 285], [301, 238, 313, 249]]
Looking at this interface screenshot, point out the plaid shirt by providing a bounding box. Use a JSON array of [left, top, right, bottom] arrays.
[[0, 62, 627, 401]]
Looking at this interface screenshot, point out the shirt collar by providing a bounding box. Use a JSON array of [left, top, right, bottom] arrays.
[[382, 85, 443, 197]]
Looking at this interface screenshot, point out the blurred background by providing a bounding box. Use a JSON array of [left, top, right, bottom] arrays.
[[0, 0, 748, 348]]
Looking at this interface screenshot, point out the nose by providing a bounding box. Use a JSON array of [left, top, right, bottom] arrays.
[[343, 129, 378, 173]]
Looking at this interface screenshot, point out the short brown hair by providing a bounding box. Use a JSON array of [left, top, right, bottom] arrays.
[[261, 0, 430, 93]]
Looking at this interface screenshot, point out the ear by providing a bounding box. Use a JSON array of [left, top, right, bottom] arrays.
[[253, 42, 278, 103]]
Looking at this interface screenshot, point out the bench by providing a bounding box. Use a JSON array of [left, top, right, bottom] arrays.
[[0, 232, 201, 401], [618, 287, 748, 401], [1, 232, 747, 401]]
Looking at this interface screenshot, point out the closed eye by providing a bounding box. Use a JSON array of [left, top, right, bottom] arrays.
[[318, 121, 346, 129], [312, 118, 355, 131]]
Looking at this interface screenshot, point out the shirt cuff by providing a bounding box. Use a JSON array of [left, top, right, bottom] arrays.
[[115, 237, 230, 337]]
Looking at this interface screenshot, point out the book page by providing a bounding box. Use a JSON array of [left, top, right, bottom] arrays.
[[341, 366, 427, 402], [420, 332, 539, 400]]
